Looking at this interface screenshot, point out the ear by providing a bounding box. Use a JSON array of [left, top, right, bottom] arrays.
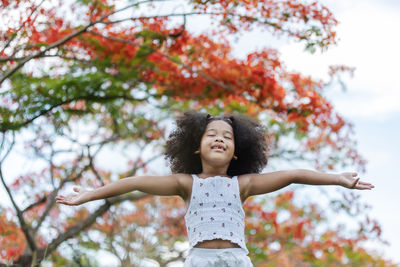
[[228, 115, 235, 124], [233, 155, 238, 160], [194, 150, 200, 154]]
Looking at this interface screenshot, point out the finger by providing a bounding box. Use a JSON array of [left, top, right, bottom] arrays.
[[358, 181, 374, 186], [56, 197, 66, 202], [351, 178, 360, 188], [57, 199, 72, 205], [357, 185, 373, 190], [73, 187, 80, 192], [56, 197, 65, 202], [356, 183, 374, 190], [359, 181, 371, 184], [352, 172, 358, 177], [357, 181, 374, 187]]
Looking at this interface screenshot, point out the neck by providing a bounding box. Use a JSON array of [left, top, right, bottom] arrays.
[[199, 154, 232, 177], [200, 164, 229, 178]]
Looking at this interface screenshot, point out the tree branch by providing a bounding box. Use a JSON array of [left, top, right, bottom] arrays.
[[0, 0, 45, 55], [47, 192, 149, 254], [125, 153, 162, 178], [0, 0, 163, 85], [25, 133, 129, 238], [31, 162, 91, 235], [11, 192, 150, 266], [1, 93, 151, 132], [100, 11, 199, 25], [0, 0, 307, 86], [0, 54, 93, 63], [22, 151, 87, 214], [88, 31, 235, 93], [0, 24, 93, 85], [0, 133, 38, 252]]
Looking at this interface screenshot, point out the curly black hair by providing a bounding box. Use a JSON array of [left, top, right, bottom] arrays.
[[164, 111, 269, 176]]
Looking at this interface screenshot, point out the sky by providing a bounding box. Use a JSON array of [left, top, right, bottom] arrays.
[[252, 0, 400, 263], [1, 0, 399, 266], [279, 0, 400, 263]]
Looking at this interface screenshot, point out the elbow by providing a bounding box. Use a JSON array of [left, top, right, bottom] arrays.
[[288, 169, 306, 184]]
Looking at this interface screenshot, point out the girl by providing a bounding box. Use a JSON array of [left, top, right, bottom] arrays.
[[56, 111, 374, 266]]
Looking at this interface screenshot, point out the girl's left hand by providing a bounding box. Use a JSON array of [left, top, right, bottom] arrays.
[[338, 172, 374, 190]]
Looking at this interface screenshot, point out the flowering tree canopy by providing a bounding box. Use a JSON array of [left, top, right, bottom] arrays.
[[0, 0, 392, 266]]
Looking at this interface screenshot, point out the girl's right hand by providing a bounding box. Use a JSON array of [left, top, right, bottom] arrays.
[[56, 187, 92, 206]]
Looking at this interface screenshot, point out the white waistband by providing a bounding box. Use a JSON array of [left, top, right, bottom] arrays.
[[188, 247, 248, 256]]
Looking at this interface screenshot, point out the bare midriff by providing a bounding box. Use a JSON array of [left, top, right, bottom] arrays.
[[194, 239, 241, 249]]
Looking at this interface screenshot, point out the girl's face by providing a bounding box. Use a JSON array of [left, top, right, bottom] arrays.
[[199, 120, 235, 165]]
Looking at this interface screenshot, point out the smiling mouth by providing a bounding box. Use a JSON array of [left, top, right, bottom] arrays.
[[211, 145, 226, 151]]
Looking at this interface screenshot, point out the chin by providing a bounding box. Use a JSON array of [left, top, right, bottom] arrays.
[[206, 156, 232, 164]]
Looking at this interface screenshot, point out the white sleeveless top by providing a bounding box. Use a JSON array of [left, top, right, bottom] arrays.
[[184, 174, 248, 254]]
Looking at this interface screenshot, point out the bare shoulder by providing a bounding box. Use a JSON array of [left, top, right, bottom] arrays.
[[174, 173, 193, 200], [175, 173, 193, 186], [237, 173, 254, 202]]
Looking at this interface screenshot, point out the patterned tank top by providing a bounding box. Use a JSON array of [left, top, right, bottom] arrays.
[[184, 174, 248, 254]]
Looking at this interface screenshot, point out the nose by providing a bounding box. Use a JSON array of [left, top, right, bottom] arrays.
[[215, 136, 224, 142]]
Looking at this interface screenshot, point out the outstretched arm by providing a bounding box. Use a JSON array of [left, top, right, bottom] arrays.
[[56, 174, 186, 206], [244, 169, 374, 198]]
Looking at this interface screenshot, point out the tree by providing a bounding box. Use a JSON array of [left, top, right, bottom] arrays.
[[0, 0, 391, 266], [244, 191, 393, 266]]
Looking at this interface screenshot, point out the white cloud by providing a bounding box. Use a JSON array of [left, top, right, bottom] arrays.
[[278, 2, 400, 119]]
